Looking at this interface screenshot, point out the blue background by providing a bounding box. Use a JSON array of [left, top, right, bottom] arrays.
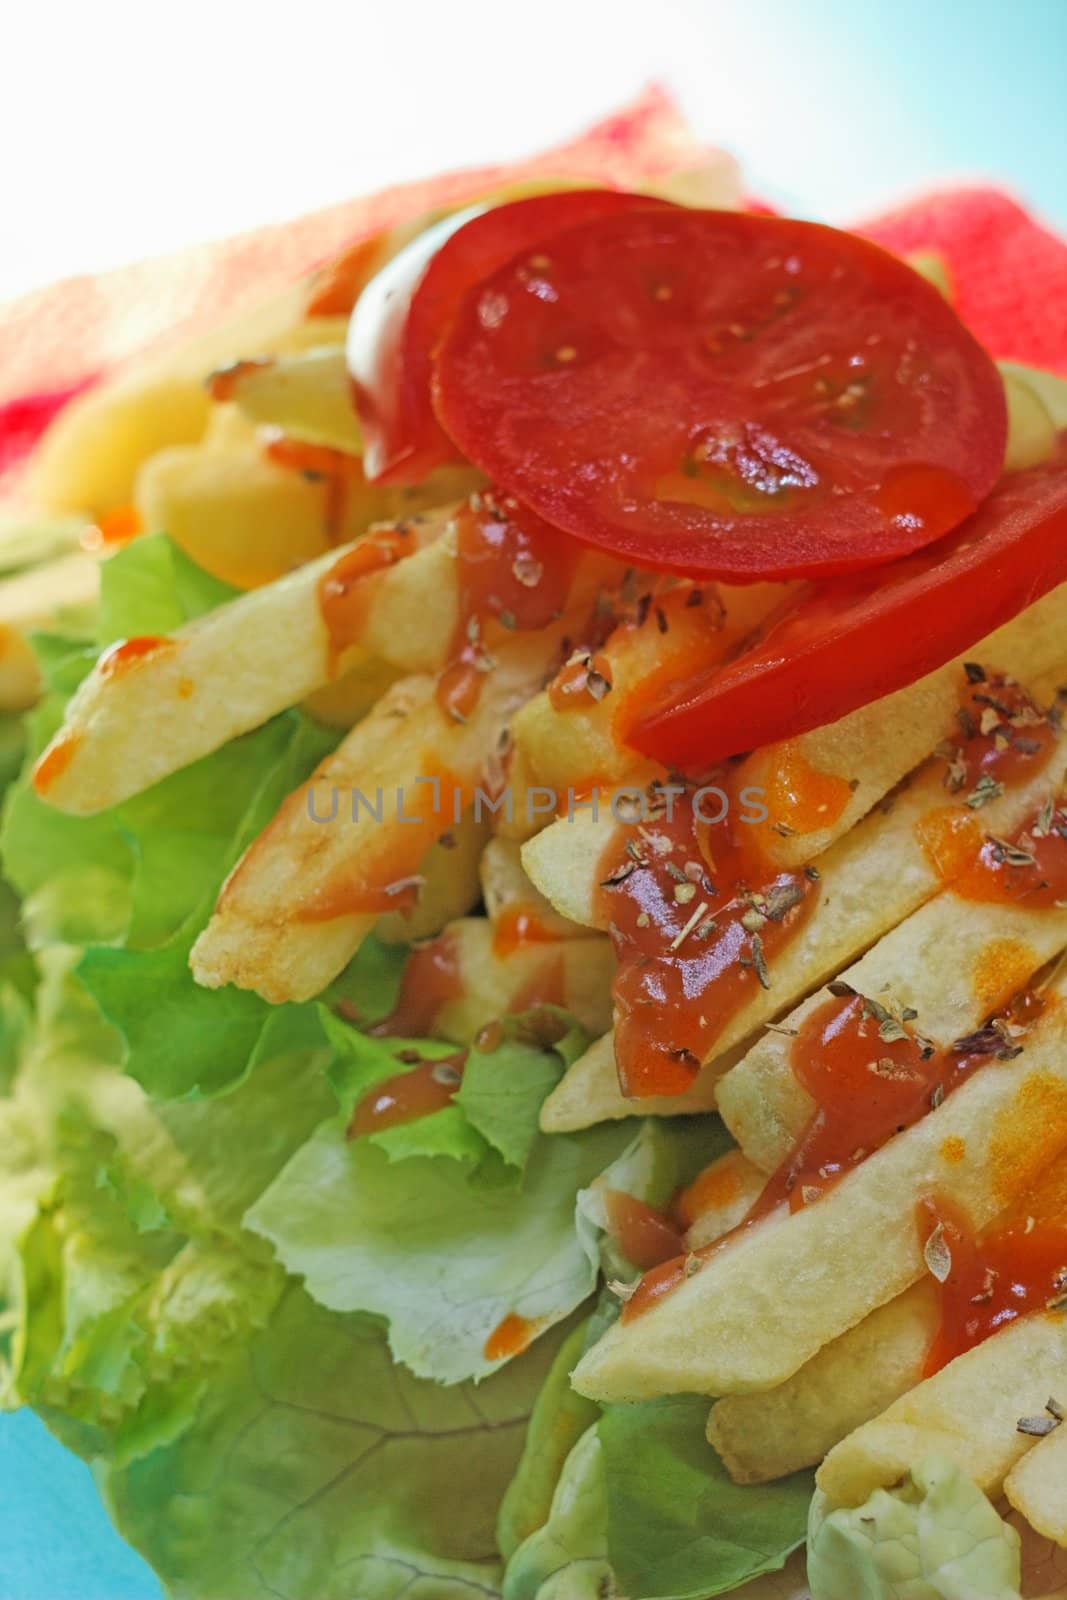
[[2, 0, 1065, 1594]]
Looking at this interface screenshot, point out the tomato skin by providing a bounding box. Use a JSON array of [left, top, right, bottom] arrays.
[[627, 439, 1067, 769], [350, 190, 671, 484], [434, 209, 1007, 580]]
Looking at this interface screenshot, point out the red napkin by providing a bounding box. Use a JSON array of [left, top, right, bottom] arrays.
[[860, 187, 1067, 375], [2, 90, 1065, 505]]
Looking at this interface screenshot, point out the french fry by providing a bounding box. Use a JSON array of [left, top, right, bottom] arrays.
[[1004, 1410, 1067, 1545], [214, 346, 363, 453], [191, 632, 567, 1003], [736, 582, 1067, 869], [540, 1030, 749, 1132], [681, 1150, 770, 1251], [537, 686, 1067, 1133], [24, 281, 331, 517], [478, 837, 589, 942], [377, 810, 490, 945], [301, 658, 404, 730], [707, 1281, 938, 1484], [816, 1312, 1067, 1508], [136, 435, 480, 590], [0, 551, 101, 711], [24, 198, 444, 518], [719, 877, 1067, 1174], [713, 1151, 1067, 1486], [420, 917, 614, 1042], [509, 581, 788, 809], [35, 496, 621, 817], [31, 509, 450, 816], [569, 971, 1067, 1402], [136, 439, 367, 589]]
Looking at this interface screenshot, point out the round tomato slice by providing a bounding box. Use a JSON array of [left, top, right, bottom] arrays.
[[433, 209, 1008, 579], [627, 438, 1067, 770], [349, 189, 671, 484]]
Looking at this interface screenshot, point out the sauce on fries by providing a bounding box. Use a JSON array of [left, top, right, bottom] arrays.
[[597, 785, 818, 1096], [435, 492, 578, 724], [919, 1188, 1067, 1374]]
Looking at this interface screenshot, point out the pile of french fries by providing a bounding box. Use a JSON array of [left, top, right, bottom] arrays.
[[16, 162, 1067, 1552]]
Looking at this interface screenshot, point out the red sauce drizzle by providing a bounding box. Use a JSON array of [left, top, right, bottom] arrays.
[[31, 732, 82, 797], [371, 930, 463, 1037], [317, 525, 415, 673], [347, 1050, 466, 1138], [919, 1191, 1067, 1375], [952, 800, 1067, 908], [950, 673, 1057, 788], [746, 990, 1044, 1223], [97, 635, 176, 679], [81, 504, 143, 553], [621, 987, 1044, 1326], [604, 1189, 685, 1270], [491, 906, 557, 957], [484, 1312, 537, 1362], [264, 432, 361, 538], [547, 651, 613, 713], [435, 492, 579, 723], [206, 357, 274, 403], [596, 786, 817, 1097]]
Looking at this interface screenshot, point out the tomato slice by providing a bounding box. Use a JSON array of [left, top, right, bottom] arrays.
[[349, 189, 671, 484], [433, 209, 1007, 580], [627, 439, 1067, 770]]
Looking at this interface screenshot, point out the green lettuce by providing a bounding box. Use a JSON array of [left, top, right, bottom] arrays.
[[246, 1105, 632, 1383], [101, 1287, 576, 1600], [96, 531, 239, 643], [808, 1456, 1022, 1600], [599, 1396, 812, 1599], [326, 1003, 588, 1173], [503, 1424, 612, 1600]]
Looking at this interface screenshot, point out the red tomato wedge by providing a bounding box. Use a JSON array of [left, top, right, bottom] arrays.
[[349, 190, 671, 484], [627, 438, 1067, 770], [433, 209, 1008, 580]]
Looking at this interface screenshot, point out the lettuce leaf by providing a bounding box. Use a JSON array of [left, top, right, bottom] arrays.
[[807, 1457, 1022, 1600], [101, 1288, 575, 1600], [324, 1004, 588, 1174], [454, 1008, 586, 1172], [97, 532, 239, 644], [503, 1424, 612, 1600], [76, 709, 336, 1099], [599, 1396, 812, 1599], [246, 1105, 632, 1384], [496, 1316, 602, 1564], [321, 1009, 489, 1166]]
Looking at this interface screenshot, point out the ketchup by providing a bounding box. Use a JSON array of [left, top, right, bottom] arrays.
[[348, 1051, 466, 1138], [746, 988, 1044, 1222], [435, 491, 578, 723], [621, 987, 1046, 1326], [919, 1190, 1067, 1375], [98, 635, 176, 679], [596, 784, 817, 1097], [370, 931, 463, 1038], [265, 433, 361, 537], [604, 1189, 685, 1270], [318, 526, 416, 672]]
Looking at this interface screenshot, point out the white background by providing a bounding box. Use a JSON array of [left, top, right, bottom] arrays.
[[1, 0, 1064, 303]]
